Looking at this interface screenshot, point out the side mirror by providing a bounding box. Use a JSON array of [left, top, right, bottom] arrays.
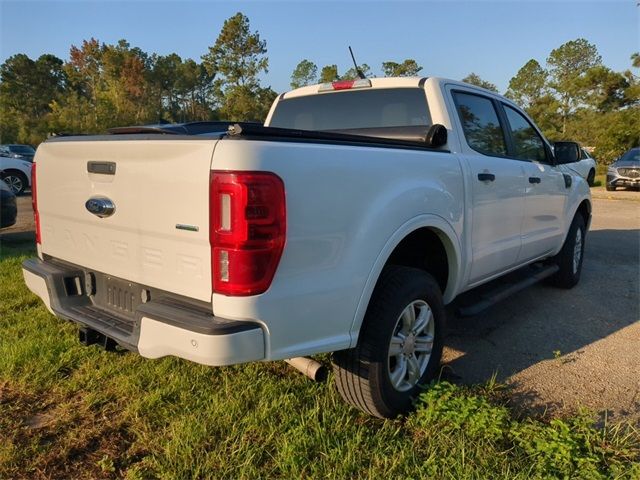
[[426, 124, 447, 148], [553, 141, 581, 164]]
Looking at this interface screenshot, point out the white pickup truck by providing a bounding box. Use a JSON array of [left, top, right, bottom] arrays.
[[23, 76, 591, 418]]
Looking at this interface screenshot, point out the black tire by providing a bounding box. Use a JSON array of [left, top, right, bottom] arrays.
[[332, 266, 445, 419], [547, 214, 586, 289], [1, 170, 28, 195], [586, 169, 595, 187], [605, 183, 616, 191]]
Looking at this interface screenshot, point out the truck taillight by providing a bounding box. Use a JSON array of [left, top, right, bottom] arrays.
[[317, 78, 372, 92], [210, 171, 286, 296], [31, 163, 41, 244]]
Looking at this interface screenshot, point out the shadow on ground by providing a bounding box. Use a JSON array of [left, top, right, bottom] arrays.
[[0, 230, 36, 259], [443, 227, 639, 421]]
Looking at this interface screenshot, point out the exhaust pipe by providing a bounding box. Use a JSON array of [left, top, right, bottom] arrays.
[[285, 357, 328, 382]]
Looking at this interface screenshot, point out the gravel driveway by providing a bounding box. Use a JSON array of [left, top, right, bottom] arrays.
[[3, 192, 639, 424]]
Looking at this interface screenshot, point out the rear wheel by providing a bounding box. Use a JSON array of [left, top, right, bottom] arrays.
[[547, 214, 586, 289], [1, 171, 27, 195], [332, 266, 444, 418]]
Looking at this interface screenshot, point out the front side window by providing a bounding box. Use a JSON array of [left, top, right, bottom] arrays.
[[503, 105, 547, 162], [452, 92, 507, 157]]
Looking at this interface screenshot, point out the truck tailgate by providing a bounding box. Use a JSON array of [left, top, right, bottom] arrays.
[[36, 138, 217, 302]]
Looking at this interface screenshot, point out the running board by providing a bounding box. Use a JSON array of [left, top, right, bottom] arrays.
[[456, 264, 559, 317]]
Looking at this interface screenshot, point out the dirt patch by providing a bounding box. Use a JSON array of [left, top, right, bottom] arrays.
[[591, 186, 640, 202], [0, 382, 141, 480]]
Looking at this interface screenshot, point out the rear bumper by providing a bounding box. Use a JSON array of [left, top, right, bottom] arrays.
[[22, 258, 265, 366]]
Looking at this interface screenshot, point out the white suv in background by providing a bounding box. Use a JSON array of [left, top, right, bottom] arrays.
[[565, 148, 596, 186], [0, 155, 32, 195]]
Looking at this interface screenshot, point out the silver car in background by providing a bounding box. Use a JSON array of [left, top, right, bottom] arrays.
[[606, 147, 640, 191], [0, 144, 36, 162]]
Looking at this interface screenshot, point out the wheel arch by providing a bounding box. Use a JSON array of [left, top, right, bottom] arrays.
[[574, 198, 592, 232], [348, 215, 461, 347], [1, 168, 29, 183], [1, 168, 29, 193], [557, 197, 592, 252]]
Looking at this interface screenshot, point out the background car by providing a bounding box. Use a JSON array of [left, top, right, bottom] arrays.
[[0, 144, 36, 162], [606, 147, 640, 191], [0, 174, 18, 228], [0, 155, 32, 195], [563, 147, 597, 186]]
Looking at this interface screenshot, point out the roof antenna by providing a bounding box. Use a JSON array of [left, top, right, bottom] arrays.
[[349, 46, 366, 79]]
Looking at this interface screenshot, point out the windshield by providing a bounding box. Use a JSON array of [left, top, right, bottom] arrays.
[[618, 148, 640, 165], [269, 88, 431, 131], [9, 145, 35, 154]]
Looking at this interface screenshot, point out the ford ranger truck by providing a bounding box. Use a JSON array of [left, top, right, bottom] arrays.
[[23, 77, 591, 418]]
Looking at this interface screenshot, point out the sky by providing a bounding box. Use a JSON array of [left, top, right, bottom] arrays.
[[1, 0, 638, 94]]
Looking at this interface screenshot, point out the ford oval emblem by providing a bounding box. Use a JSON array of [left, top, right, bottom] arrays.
[[85, 197, 115, 218]]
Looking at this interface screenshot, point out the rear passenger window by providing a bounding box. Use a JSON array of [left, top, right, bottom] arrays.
[[503, 105, 547, 162], [453, 92, 507, 157]]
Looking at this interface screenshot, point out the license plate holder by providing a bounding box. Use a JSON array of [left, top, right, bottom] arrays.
[[92, 274, 143, 319]]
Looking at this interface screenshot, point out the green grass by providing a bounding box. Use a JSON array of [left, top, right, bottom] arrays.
[[1, 240, 639, 479], [593, 174, 605, 187]]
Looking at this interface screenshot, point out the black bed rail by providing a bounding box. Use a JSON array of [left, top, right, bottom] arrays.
[[226, 123, 448, 151]]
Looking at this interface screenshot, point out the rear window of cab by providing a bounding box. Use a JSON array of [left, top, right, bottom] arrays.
[[269, 88, 431, 131]]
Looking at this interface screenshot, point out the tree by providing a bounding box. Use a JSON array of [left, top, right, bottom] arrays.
[[66, 38, 104, 128], [631, 52, 640, 69], [579, 66, 631, 112], [175, 59, 216, 121], [221, 85, 277, 121], [0, 53, 66, 142], [506, 59, 548, 108], [319, 64, 339, 83], [547, 38, 602, 133], [461, 73, 498, 92], [526, 94, 562, 140], [342, 63, 371, 80], [148, 53, 186, 121], [202, 13, 271, 121], [202, 13, 267, 89], [290, 59, 317, 89], [100, 40, 150, 126], [381, 59, 423, 77]]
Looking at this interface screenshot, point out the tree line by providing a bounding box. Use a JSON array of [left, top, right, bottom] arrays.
[[0, 13, 276, 144], [1, 12, 638, 163]]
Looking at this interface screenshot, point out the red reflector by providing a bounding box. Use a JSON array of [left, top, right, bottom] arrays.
[[210, 171, 286, 296], [31, 163, 41, 244], [331, 80, 355, 90]]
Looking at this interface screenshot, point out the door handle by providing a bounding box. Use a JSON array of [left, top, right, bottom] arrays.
[[477, 173, 495, 182], [529, 177, 541, 184]]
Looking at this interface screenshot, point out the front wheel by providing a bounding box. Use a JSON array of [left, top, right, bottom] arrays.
[[587, 169, 595, 187], [547, 214, 586, 289], [332, 266, 445, 418], [1, 171, 27, 195]]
